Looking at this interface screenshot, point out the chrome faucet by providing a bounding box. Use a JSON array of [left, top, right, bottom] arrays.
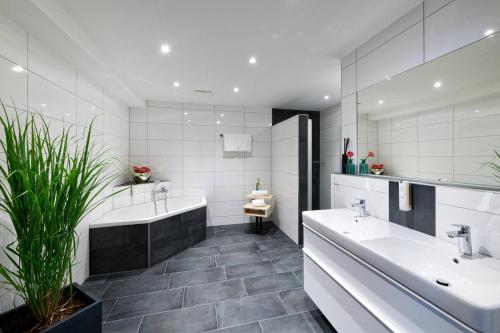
[[351, 198, 367, 217], [152, 181, 169, 215], [447, 224, 472, 256]]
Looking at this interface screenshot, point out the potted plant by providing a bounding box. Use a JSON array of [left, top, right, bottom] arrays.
[[132, 165, 151, 183], [0, 103, 116, 333]]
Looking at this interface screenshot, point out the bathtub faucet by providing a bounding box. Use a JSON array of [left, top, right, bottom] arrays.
[[152, 182, 169, 215]]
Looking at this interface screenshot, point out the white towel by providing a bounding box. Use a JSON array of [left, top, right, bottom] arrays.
[[223, 133, 239, 152], [252, 190, 268, 196], [238, 134, 252, 152], [252, 199, 266, 207], [223, 134, 252, 152]]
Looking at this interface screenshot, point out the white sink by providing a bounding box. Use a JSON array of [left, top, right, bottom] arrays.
[[303, 208, 500, 333]]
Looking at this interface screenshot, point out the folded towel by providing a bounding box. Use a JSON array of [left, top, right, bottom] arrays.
[[223, 133, 252, 152], [252, 199, 266, 207], [252, 190, 268, 195]]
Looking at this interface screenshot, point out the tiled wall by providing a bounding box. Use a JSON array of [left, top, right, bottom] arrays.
[[357, 113, 379, 165], [367, 93, 500, 186], [319, 105, 341, 209], [332, 173, 500, 259], [0, 10, 130, 311], [272, 115, 300, 243], [129, 101, 272, 226]]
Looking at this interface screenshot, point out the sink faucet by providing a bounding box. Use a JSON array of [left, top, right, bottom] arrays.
[[351, 198, 367, 217], [447, 224, 472, 256]]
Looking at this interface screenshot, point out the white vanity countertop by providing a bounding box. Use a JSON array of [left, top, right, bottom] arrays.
[[303, 209, 500, 333]]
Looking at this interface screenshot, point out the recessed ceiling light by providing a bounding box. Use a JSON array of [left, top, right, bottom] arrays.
[[268, 123, 272, 127], [173, 81, 180, 87], [233, 87, 239, 93], [187, 119, 191, 122], [474, 109, 480, 113], [378, 100, 384, 105], [433, 81, 442, 88], [216, 120, 221, 125], [161, 44, 171, 54], [484, 29, 495, 37], [324, 95, 330, 100], [91, 105, 96, 110], [11, 65, 24, 72], [220, 113, 224, 117], [41, 103, 46, 107], [248, 56, 257, 64], [184, 111, 188, 115]]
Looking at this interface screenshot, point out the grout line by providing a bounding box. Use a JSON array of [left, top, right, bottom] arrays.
[[214, 302, 219, 329], [136, 316, 144, 333], [275, 290, 289, 314], [181, 287, 186, 308], [258, 320, 265, 333], [241, 278, 249, 296], [104, 298, 118, 322]]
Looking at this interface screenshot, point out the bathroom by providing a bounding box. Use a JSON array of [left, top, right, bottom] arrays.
[[0, 1, 499, 332]]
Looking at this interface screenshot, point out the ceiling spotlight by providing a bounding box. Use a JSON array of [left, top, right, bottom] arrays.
[[187, 119, 191, 122], [173, 81, 180, 87], [220, 113, 224, 117], [484, 29, 495, 37], [161, 44, 171, 54], [474, 109, 480, 113], [248, 56, 257, 64], [11, 65, 24, 72], [433, 81, 442, 88], [41, 103, 46, 107], [233, 87, 239, 93], [91, 105, 96, 110], [216, 120, 221, 125], [184, 111, 188, 115], [268, 123, 272, 127], [378, 100, 384, 105], [324, 95, 330, 100]]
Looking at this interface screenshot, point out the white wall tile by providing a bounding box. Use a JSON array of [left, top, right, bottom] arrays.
[[425, 0, 500, 61], [357, 22, 424, 91], [341, 63, 356, 97]]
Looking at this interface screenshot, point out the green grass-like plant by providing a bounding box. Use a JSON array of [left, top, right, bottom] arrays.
[[486, 150, 500, 182], [0, 102, 116, 328]]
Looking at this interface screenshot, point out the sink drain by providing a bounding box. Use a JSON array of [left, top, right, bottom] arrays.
[[435, 278, 451, 287]]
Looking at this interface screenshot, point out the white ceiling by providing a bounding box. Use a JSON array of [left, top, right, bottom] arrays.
[[1, 0, 420, 110]]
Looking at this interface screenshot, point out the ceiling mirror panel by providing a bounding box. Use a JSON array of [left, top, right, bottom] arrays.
[[357, 33, 500, 188]]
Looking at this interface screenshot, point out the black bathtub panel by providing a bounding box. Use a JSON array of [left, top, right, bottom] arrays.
[[89, 224, 148, 275], [149, 207, 207, 265]]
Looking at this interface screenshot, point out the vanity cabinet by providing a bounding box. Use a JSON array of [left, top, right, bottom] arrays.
[[303, 226, 476, 333]]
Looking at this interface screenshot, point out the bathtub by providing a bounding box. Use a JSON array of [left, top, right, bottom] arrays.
[[89, 197, 207, 275]]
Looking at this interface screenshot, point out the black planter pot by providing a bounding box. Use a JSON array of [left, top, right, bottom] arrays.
[[0, 283, 102, 333]]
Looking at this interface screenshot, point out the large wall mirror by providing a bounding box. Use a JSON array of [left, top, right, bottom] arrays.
[[357, 32, 500, 188]]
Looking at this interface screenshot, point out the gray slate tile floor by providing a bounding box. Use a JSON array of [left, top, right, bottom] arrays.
[[82, 222, 336, 333]]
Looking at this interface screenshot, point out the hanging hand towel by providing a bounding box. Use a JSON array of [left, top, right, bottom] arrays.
[[223, 134, 252, 152]]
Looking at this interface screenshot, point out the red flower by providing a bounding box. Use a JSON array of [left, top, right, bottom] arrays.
[[371, 164, 384, 169], [368, 151, 375, 158], [347, 151, 354, 158], [133, 165, 151, 173]]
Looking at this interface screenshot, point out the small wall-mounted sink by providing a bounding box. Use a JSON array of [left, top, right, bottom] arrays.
[[303, 209, 500, 333]]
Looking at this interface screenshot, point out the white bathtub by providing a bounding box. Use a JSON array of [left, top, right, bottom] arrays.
[[90, 197, 207, 228]]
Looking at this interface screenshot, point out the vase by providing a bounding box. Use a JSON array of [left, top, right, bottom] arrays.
[[359, 160, 369, 174], [341, 154, 348, 174], [133, 172, 151, 184], [347, 159, 356, 175]]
